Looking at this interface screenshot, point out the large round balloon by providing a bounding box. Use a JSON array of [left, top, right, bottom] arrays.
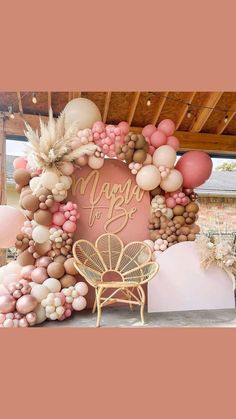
[[136, 165, 161, 191], [175, 151, 213, 188], [160, 169, 183, 192], [64, 98, 102, 130], [153, 145, 176, 168], [0, 206, 26, 248]]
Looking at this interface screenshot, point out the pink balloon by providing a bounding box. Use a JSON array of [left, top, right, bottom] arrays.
[[148, 145, 155, 156], [150, 130, 167, 148], [0, 206, 26, 248], [16, 295, 38, 315], [165, 197, 176, 208], [0, 294, 16, 313], [3, 274, 20, 287], [175, 151, 213, 188], [118, 121, 130, 135], [52, 212, 66, 226], [36, 257, 52, 268], [63, 220, 77, 233], [13, 157, 27, 169], [142, 124, 157, 138], [72, 296, 87, 311], [167, 136, 180, 151], [20, 265, 35, 281], [31, 267, 48, 284], [158, 119, 175, 136]]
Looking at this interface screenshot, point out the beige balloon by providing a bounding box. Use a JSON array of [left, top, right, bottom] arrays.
[[136, 165, 161, 191], [64, 98, 102, 130], [153, 145, 176, 168], [160, 169, 183, 192]]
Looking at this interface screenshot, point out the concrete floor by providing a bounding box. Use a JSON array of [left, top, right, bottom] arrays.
[[40, 306, 236, 328]]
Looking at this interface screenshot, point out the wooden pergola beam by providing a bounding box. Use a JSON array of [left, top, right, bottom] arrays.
[[3, 113, 236, 155], [175, 92, 196, 129], [131, 126, 236, 155], [127, 92, 140, 125], [17, 92, 23, 115], [151, 92, 169, 125], [190, 92, 223, 132], [103, 92, 112, 123], [216, 100, 236, 134]]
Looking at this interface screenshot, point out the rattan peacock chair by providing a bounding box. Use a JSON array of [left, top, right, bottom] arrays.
[[73, 233, 159, 327]]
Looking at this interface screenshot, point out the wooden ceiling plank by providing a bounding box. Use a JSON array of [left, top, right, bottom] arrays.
[[127, 92, 140, 125], [151, 92, 169, 125], [175, 92, 196, 129], [103, 92, 112, 123], [190, 92, 223, 132], [17, 92, 23, 115], [216, 100, 236, 134]]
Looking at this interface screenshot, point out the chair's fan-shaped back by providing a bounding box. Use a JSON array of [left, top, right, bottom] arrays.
[[73, 240, 106, 273], [117, 242, 152, 274], [95, 234, 123, 270], [123, 262, 158, 284]]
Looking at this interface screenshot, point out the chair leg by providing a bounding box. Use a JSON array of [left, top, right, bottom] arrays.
[[96, 287, 103, 327], [138, 285, 145, 325], [92, 290, 97, 314]]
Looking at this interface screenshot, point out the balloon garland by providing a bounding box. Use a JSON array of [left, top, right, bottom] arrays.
[[0, 98, 213, 327]]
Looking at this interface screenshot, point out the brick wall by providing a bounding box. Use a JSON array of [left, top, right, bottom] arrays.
[[198, 196, 236, 234]]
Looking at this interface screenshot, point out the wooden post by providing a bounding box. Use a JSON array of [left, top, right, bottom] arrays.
[[0, 115, 6, 266]]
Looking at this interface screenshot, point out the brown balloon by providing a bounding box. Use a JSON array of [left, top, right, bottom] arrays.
[[64, 257, 78, 275], [47, 262, 65, 279], [186, 202, 199, 213], [135, 135, 146, 149], [54, 255, 67, 264], [150, 186, 162, 197], [179, 226, 190, 235], [22, 194, 40, 212], [60, 274, 77, 288], [188, 233, 196, 241], [35, 187, 50, 198], [173, 215, 185, 226], [14, 169, 31, 187], [178, 235, 187, 242], [133, 149, 147, 164], [17, 250, 35, 266], [173, 205, 185, 216], [34, 209, 53, 226], [35, 241, 52, 256]]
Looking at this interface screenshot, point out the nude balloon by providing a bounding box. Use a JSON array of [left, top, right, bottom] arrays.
[[136, 165, 161, 191], [0, 206, 26, 248], [153, 145, 176, 168], [160, 169, 183, 192]]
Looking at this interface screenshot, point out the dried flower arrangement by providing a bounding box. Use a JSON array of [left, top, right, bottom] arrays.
[[196, 233, 236, 288]]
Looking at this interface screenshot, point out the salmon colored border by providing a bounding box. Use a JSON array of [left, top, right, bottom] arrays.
[[1, 1, 236, 418]]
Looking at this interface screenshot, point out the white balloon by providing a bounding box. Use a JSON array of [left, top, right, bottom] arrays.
[[88, 155, 104, 169], [59, 176, 72, 190], [136, 165, 161, 191], [31, 284, 50, 302], [34, 304, 47, 324], [64, 98, 102, 130], [160, 169, 183, 192], [43, 278, 61, 293], [75, 282, 89, 296], [29, 176, 41, 191], [41, 170, 59, 190], [153, 145, 176, 168], [0, 265, 7, 284], [32, 225, 50, 243]]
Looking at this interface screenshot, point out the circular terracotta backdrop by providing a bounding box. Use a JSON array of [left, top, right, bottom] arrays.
[[69, 159, 150, 244]]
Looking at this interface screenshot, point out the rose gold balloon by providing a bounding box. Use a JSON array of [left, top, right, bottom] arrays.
[[16, 295, 38, 315], [26, 312, 37, 325], [36, 256, 52, 268], [20, 265, 35, 281], [31, 267, 48, 284], [0, 294, 16, 313]]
